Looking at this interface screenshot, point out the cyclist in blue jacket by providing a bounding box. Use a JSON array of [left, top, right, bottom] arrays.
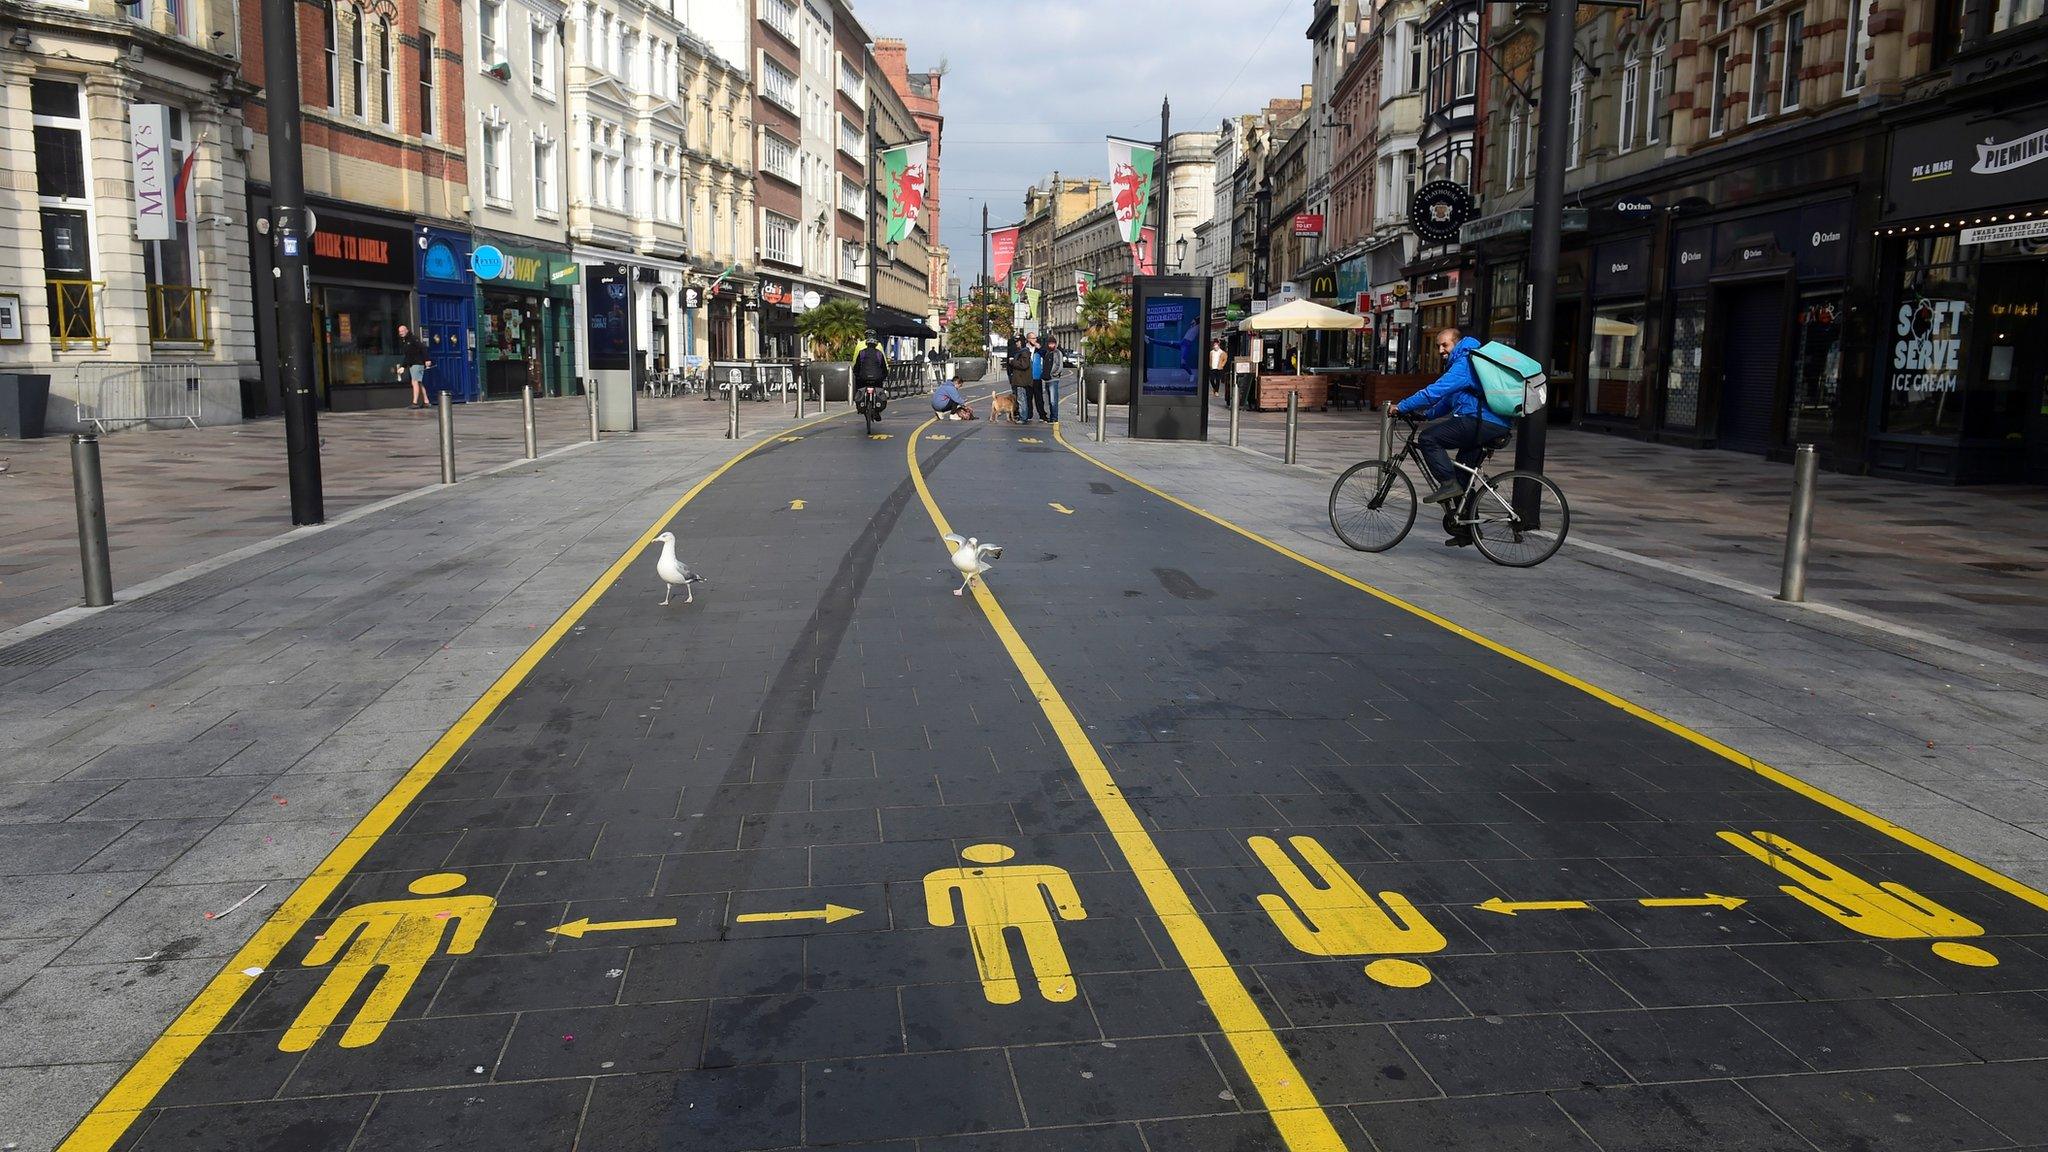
[[1396, 328, 1512, 505]]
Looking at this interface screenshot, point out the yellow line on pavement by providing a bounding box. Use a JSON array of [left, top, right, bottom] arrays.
[[60, 414, 844, 1152], [906, 419, 1351, 1152], [1051, 424, 2048, 916]]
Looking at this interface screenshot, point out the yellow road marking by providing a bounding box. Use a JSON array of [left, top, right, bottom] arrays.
[[779, 435, 804, 442], [1049, 423, 2048, 917], [1048, 502, 1075, 515], [547, 916, 681, 939], [1019, 436, 1044, 444], [790, 498, 807, 510], [1249, 835, 1443, 989], [924, 843, 1084, 1004], [281, 872, 489, 1052], [869, 433, 894, 440], [1720, 830, 2000, 967], [60, 410, 848, 1152], [1475, 898, 1592, 916], [907, 419, 1350, 1152], [733, 904, 863, 925], [1638, 895, 1747, 910]]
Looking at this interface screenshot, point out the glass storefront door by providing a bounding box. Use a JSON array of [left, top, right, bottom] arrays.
[[480, 289, 545, 398]]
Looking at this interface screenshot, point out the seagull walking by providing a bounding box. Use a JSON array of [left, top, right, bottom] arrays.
[[944, 533, 1002, 597], [653, 531, 706, 605]]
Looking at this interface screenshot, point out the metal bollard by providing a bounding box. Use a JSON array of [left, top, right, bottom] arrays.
[[726, 380, 739, 439], [1228, 376, 1241, 447], [437, 391, 456, 483], [70, 434, 113, 607], [587, 381, 600, 442], [1094, 376, 1107, 443], [1075, 370, 1087, 425], [1377, 401, 1393, 464], [1284, 391, 1300, 465], [796, 374, 806, 419], [1778, 443, 1819, 603], [521, 385, 537, 460]]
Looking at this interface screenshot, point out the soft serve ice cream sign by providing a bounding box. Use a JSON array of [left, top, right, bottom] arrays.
[[1892, 296, 1967, 395]]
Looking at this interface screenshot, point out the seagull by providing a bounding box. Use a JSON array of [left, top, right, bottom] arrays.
[[653, 531, 705, 605], [944, 533, 1002, 596]]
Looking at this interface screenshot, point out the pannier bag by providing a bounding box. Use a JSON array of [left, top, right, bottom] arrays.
[[1470, 340, 1549, 419]]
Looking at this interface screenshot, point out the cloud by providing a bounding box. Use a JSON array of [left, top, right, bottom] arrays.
[[855, 0, 1312, 291]]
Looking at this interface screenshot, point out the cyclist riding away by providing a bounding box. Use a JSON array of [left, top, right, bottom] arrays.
[[854, 335, 889, 422], [1396, 327, 1512, 503]]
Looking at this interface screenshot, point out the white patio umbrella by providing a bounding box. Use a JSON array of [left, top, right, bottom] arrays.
[[1240, 298, 1370, 331]]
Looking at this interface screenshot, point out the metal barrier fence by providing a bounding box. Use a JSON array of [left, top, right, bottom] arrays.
[[71, 363, 204, 432]]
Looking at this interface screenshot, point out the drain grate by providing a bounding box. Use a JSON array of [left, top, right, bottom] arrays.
[[0, 626, 134, 666], [119, 570, 257, 613]]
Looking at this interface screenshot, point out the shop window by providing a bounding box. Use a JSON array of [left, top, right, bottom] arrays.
[[1418, 302, 1456, 375], [1587, 302, 1646, 419], [143, 109, 206, 345], [1964, 259, 2043, 440], [34, 79, 105, 350], [1664, 293, 1706, 430], [1487, 263, 1522, 344], [1788, 294, 1841, 445], [315, 285, 405, 395], [1883, 237, 1969, 436]]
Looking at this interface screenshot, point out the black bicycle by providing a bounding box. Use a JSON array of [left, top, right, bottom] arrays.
[[1328, 412, 1570, 568]]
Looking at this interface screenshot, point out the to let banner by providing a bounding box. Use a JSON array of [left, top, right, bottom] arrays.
[[130, 103, 175, 242], [1107, 136, 1157, 245], [879, 140, 929, 244], [989, 227, 1020, 288]]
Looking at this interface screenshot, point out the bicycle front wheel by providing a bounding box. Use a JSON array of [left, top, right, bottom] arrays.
[[1328, 461, 1418, 552], [1468, 470, 1570, 568]]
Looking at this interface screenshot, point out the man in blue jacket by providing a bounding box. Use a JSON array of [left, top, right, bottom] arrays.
[[1396, 328, 1512, 505]]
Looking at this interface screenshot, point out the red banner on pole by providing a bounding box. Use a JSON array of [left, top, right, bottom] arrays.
[[1130, 226, 1158, 275], [989, 227, 1020, 289]]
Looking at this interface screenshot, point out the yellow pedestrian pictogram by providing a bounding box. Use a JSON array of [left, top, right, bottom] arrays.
[[1249, 835, 1445, 989], [279, 873, 493, 1052], [1019, 437, 1044, 444], [789, 499, 807, 510], [1720, 830, 1999, 968], [924, 843, 1086, 1005]]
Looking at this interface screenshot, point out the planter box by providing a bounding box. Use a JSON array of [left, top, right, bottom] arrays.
[[1082, 363, 1131, 406], [955, 358, 988, 383], [805, 361, 853, 402], [1256, 374, 1327, 412]]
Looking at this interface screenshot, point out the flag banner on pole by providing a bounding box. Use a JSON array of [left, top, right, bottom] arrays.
[[1026, 287, 1042, 322], [1107, 136, 1157, 245], [1075, 270, 1096, 298], [1010, 267, 1032, 297], [1130, 226, 1158, 275], [879, 140, 930, 244], [990, 226, 1020, 288]]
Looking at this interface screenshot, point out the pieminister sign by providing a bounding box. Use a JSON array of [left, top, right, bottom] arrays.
[[1885, 103, 2048, 220]]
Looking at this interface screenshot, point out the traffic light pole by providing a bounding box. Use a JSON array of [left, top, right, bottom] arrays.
[[262, 0, 324, 525], [1516, 0, 1579, 494]]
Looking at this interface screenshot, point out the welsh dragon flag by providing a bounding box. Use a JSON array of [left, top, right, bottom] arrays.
[[879, 140, 929, 244], [1074, 270, 1096, 298], [1106, 136, 1156, 245]]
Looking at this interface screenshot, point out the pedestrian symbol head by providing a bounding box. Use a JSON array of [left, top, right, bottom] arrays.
[[407, 872, 468, 895], [961, 844, 1016, 865]]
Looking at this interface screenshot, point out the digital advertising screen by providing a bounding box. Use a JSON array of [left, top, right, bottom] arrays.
[[1140, 294, 1203, 396]]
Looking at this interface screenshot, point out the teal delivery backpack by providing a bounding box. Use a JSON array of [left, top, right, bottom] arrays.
[[1470, 341, 1548, 420]]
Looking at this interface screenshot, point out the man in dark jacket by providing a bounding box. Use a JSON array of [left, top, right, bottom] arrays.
[[1005, 332, 1037, 424], [853, 337, 888, 412], [1037, 335, 1066, 422], [1396, 328, 1512, 505], [396, 324, 433, 409]]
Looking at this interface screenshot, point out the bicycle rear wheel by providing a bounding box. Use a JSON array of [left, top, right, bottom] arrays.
[[1328, 461, 1417, 552], [1468, 470, 1569, 568]]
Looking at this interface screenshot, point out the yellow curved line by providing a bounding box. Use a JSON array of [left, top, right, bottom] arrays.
[[1050, 423, 2048, 916], [906, 418, 1351, 1152], [61, 411, 847, 1152]]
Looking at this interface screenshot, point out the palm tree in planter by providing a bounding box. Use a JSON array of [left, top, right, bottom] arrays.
[[797, 297, 868, 402], [1079, 286, 1133, 405]]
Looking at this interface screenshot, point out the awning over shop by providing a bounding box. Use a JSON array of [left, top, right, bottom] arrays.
[[868, 304, 938, 338]]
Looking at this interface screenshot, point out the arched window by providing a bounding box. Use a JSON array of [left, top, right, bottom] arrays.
[[1618, 39, 1641, 151], [1647, 27, 1669, 144], [1566, 62, 1586, 168], [348, 6, 366, 119], [374, 18, 393, 126], [1505, 102, 1525, 187]]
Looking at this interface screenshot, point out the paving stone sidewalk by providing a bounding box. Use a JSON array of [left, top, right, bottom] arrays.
[[1212, 405, 2048, 670], [0, 406, 826, 1152], [0, 392, 766, 634]]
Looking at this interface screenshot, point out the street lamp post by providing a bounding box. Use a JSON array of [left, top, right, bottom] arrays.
[[262, 0, 323, 524], [1518, 0, 1580, 491]]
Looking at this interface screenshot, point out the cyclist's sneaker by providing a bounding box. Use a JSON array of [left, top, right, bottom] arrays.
[[1422, 482, 1462, 504], [1444, 532, 1474, 548]]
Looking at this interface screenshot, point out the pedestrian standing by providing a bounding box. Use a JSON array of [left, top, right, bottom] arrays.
[[1208, 338, 1228, 396], [397, 324, 433, 409], [1041, 335, 1067, 423], [1026, 336, 1053, 424], [1006, 332, 1037, 424]]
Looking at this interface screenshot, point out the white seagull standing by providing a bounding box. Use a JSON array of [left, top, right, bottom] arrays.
[[653, 532, 706, 605], [944, 533, 1002, 596]]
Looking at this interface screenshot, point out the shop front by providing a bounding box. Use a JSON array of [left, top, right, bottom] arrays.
[[475, 245, 579, 399], [306, 211, 416, 412], [1872, 100, 2048, 484], [415, 226, 477, 402]]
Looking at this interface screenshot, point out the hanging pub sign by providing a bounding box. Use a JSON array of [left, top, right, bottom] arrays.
[[1409, 181, 1475, 246], [1884, 103, 2048, 220]]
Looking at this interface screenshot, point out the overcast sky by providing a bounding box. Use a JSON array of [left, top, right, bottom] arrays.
[[851, 0, 1314, 294]]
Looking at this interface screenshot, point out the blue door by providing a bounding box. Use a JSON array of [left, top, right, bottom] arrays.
[[420, 291, 477, 401]]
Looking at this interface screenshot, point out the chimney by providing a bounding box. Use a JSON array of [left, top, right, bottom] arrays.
[[872, 38, 909, 91]]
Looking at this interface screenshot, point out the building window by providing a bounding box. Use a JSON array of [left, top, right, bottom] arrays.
[[761, 131, 798, 183], [841, 239, 864, 285], [1647, 30, 1669, 143], [1710, 46, 1731, 134], [762, 0, 797, 42], [418, 31, 436, 135], [1567, 65, 1586, 167], [763, 210, 796, 265], [839, 115, 863, 161], [1994, 0, 2045, 31], [374, 18, 393, 126], [479, 0, 504, 65], [143, 108, 205, 345], [840, 174, 865, 219], [1844, 0, 1867, 92], [1717, 0, 1736, 30], [532, 21, 554, 93], [1780, 12, 1804, 111], [838, 53, 864, 101], [320, 0, 338, 109], [33, 79, 103, 349], [1405, 20, 1423, 93], [348, 6, 366, 117], [1788, 294, 1841, 445], [1505, 104, 1526, 186], [1748, 23, 1777, 121], [761, 57, 798, 113], [1617, 58, 1640, 152], [533, 137, 556, 213], [617, 30, 635, 86], [482, 118, 508, 202]]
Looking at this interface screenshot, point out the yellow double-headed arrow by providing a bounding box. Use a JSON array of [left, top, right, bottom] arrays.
[[1476, 895, 1745, 917]]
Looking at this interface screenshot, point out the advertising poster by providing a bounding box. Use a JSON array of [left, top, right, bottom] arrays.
[[586, 272, 632, 370], [989, 227, 1020, 287], [1140, 294, 1203, 396]]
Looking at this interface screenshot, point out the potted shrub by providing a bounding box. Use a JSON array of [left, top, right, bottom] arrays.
[[1079, 286, 1132, 406], [797, 297, 866, 402]]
